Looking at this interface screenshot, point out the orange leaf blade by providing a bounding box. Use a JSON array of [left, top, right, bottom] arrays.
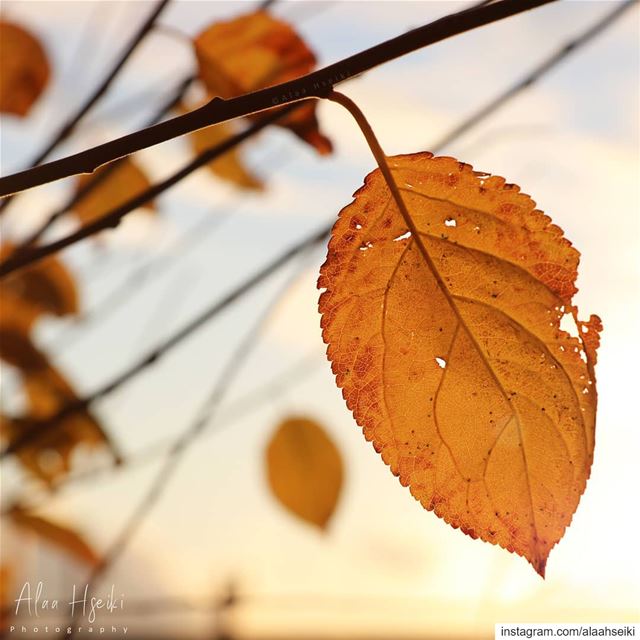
[[194, 10, 332, 156], [73, 158, 155, 227], [9, 508, 100, 567], [318, 152, 600, 576], [265, 416, 344, 529]]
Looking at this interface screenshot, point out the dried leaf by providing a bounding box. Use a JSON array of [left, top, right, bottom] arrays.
[[179, 102, 263, 190], [0, 243, 78, 326], [0, 563, 13, 631], [9, 507, 100, 567], [265, 416, 343, 529], [194, 10, 332, 155], [73, 158, 155, 227], [318, 152, 600, 576], [0, 21, 50, 116], [0, 333, 116, 485]]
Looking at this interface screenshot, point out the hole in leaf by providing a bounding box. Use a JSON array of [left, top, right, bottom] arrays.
[[560, 312, 580, 339], [444, 218, 457, 227], [435, 357, 447, 369], [393, 231, 411, 242], [38, 449, 63, 475]]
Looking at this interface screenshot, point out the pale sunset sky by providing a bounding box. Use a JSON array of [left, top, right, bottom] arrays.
[[1, 1, 639, 638]]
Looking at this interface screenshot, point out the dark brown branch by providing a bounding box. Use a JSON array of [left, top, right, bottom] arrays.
[[0, 0, 555, 198], [0, 0, 171, 215]]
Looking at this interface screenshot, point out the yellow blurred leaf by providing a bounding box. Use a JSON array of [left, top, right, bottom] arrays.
[[73, 158, 155, 227], [0, 563, 13, 631], [0, 243, 78, 326], [194, 10, 332, 155], [0, 333, 117, 486], [265, 416, 343, 529], [180, 102, 263, 191], [9, 507, 100, 567], [318, 152, 601, 576], [0, 21, 50, 116]]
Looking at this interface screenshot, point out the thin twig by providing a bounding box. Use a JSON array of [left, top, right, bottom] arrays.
[[0, 0, 555, 198], [0, 0, 171, 215], [431, 0, 639, 150], [46, 151, 288, 353]]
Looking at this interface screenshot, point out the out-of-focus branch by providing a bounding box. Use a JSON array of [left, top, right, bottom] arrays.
[[2, 351, 324, 514], [431, 0, 638, 150]]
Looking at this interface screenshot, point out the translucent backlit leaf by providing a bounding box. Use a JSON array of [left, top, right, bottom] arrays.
[[194, 10, 332, 155], [0, 243, 78, 325], [73, 158, 155, 227], [318, 152, 600, 576], [9, 507, 100, 567], [0, 333, 116, 486], [265, 416, 343, 529], [179, 102, 263, 191], [0, 21, 50, 116]]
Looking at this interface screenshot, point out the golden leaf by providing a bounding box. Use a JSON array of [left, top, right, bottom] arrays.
[[73, 158, 155, 227], [0, 243, 78, 327], [0, 333, 116, 486], [9, 507, 100, 567], [179, 102, 263, 190], [318, 152, 600, 576], [0, 21, 50, 116], [0, 563, 13, 631], [265, 416, 343, 529], [194, 11, 332, 155]]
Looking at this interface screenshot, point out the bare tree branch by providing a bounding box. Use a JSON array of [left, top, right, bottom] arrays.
[[432, 0, 638, 150], [20, 74, 196, 248]]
